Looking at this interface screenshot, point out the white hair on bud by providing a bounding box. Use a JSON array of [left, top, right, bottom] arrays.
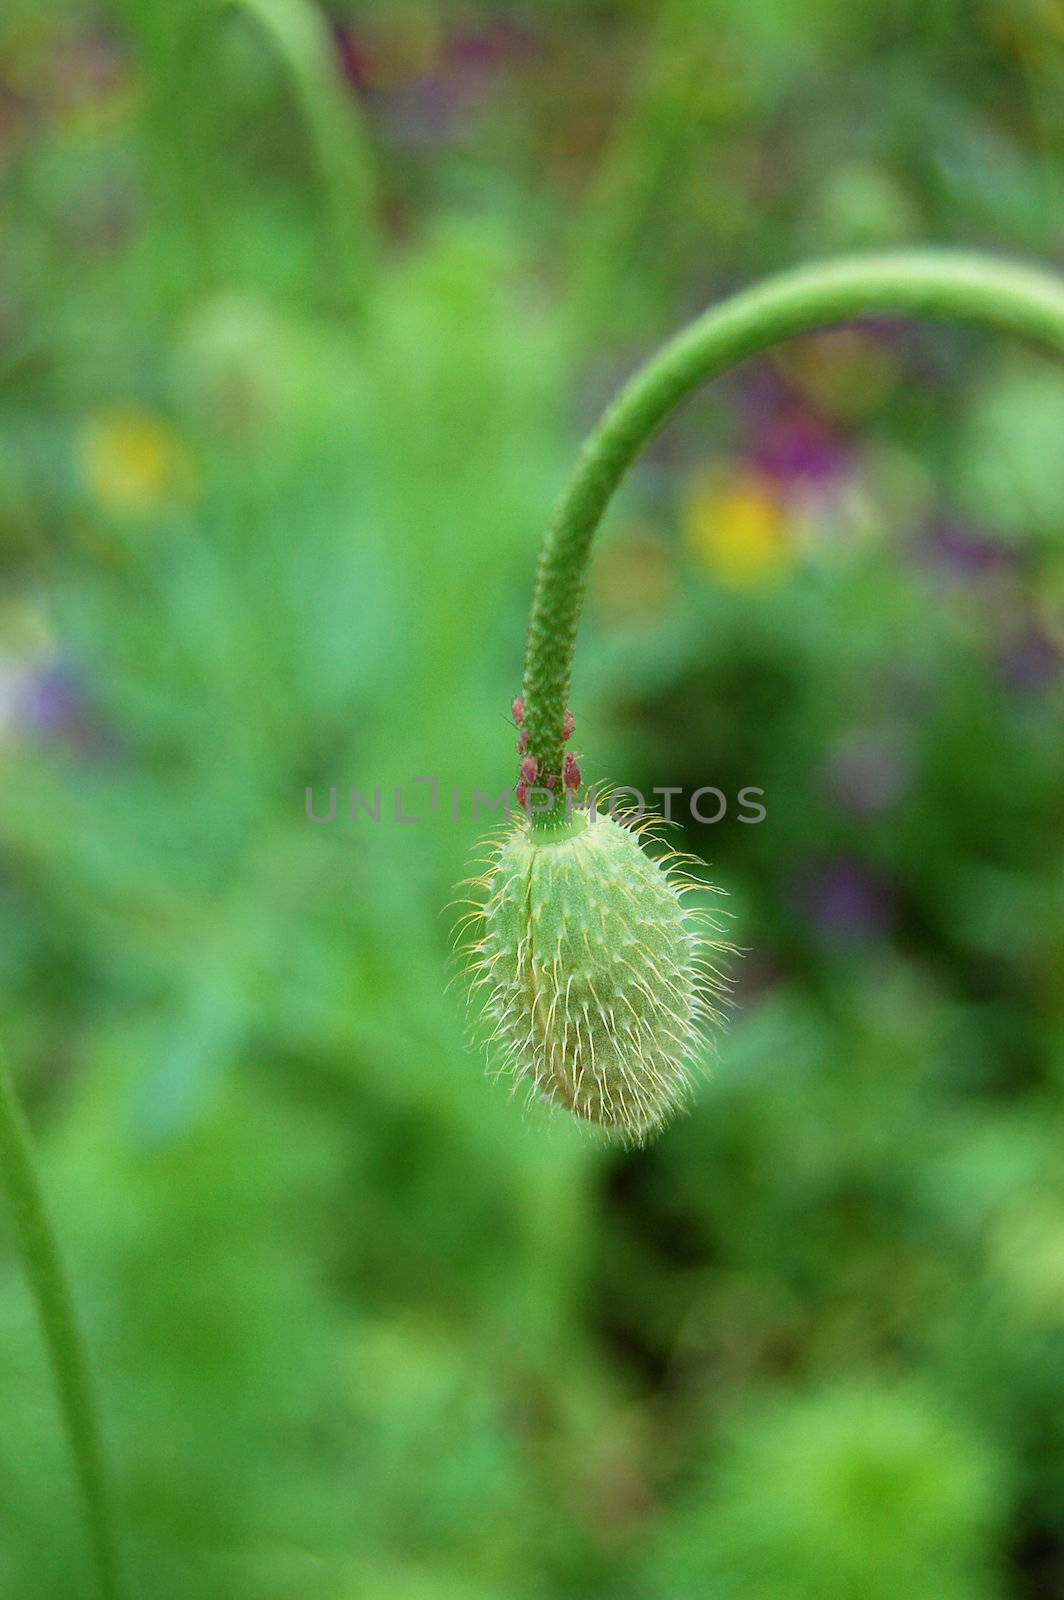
[[456, 805, 732, 1145]]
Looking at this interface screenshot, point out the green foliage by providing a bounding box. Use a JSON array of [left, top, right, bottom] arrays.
[[651, 1379, 1007, 1600], [2, 0, 1063, 1596]]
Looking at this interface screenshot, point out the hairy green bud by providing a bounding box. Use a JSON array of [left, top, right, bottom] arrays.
[[460, 809, 730, 1144]]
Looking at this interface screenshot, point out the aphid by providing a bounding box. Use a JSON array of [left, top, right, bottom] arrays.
[[564, 753, 581, 791]]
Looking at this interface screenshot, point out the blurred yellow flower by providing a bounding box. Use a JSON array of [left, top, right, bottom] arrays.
[[78, 408, 195, 517], [684, 467, 795, 589]]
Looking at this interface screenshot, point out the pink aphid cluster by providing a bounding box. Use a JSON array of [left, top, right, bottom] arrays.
[[512, 696, 580, 807]]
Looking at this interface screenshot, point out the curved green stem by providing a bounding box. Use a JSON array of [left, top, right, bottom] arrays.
[[0, 1048, 127, 1599], [217, 0, 378, 314], [523, 250, 1064, 828]]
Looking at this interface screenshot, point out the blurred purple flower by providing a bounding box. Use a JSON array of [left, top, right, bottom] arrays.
[[741, 366, 849, 493], [999, 627, 1060, 692], [332, 15, 537, 132], [16, 660, 80, 735], [811, 859, 894, 943], [750, 411, 850, 490], [822, 725, 911, 816], [927, 519, 1015, 579], [385, 77, 461, 144], [7, 659, 113, 758], [450, 20, 538, 70]]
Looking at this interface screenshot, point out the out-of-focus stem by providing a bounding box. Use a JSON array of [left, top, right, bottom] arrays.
[[0, 1046, 127, 1599], [220, 0, 378, 313]]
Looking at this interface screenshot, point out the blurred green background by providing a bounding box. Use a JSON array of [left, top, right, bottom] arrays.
[[2, 0, 1064, 1595]]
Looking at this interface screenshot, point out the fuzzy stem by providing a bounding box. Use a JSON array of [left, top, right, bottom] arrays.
[[0, 1047, 127, 1600], [523, 250, 1064, 829]]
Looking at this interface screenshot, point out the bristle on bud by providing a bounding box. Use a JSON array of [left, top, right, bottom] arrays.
[[458, 809, 731, 1144]]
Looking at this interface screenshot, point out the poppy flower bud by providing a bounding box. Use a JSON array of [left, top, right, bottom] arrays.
[[463, 810, 729, 1143]]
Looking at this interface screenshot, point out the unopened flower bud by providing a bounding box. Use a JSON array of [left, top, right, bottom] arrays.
[[461, 809, 730, 1143]]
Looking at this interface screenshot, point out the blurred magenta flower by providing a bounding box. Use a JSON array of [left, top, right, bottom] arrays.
[[750, 410, 850, 491], [450, 19, 537, 71], [741, 366, 851, 494], [332, 22, 373, 93]]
